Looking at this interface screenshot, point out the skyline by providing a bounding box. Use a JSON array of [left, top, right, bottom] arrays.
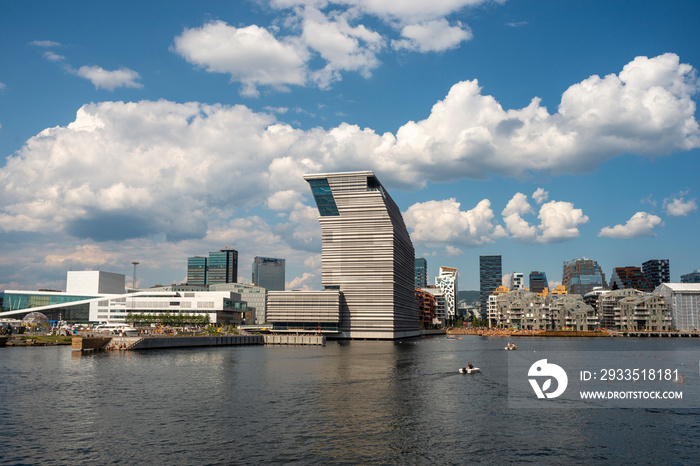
[[1, 0, 699, 292]]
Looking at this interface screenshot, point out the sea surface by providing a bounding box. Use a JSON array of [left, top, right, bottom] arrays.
[[1, 336, 699, 465]]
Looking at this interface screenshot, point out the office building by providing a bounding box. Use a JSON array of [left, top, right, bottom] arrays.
[[436, 267, 458, 322], [415, 257, 428, 288], [529, 271, 549, 294], [187, 256, 208, 286], [302, 171, 419, 339], [187, 249, 238, 286], [610, 266, 653, 292], [211, 283, 267, 324], [480, 255, 502, 318], [252, 257, 285, 291], [642, 259, 670, 288], [562, 257, 606, 296], [681, 270, 700, 283]]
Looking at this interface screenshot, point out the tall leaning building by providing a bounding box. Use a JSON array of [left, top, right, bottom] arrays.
[[304, 171, 420, 339]]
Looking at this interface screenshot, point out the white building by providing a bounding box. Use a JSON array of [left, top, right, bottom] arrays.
[[510, 272, 524, 290], [436, 267, 458, 322], [655, 283, 700, 331]]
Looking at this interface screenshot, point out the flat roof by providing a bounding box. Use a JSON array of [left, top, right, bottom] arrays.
[[303, 170, 374, 180]]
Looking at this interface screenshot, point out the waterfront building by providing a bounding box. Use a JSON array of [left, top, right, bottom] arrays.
[[610, 266, 653, 292], [302, 171, 419, 339], [266, 290, 341, 333], [0, 271, 246, 324], [422, 285, 446, 326], [487, 286, 510, 327], [415, 288, 436, 329], [680, 270, 700, 283], [529, 271, 549, 294], [642, 259, 670, 288], [597, 289, 642, 329], [210, 283, 267, 324], [654, 283, 700, 331], [562, 257, 606, 296], [510, 272, 524, 290], [548, 295, 597, 331], [618, 294, 672, 331], [435, 267, 458, 322], [252, 256, 285, 291], [187, 256, 208, 286], [415, 257, 428, 288], [480, 255, 502, 319]]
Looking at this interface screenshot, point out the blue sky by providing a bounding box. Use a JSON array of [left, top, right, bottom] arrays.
[[1, 0, 699, 292]]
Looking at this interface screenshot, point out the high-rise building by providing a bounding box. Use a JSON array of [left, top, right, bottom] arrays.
[[187, 249, 238, 286], [681, 270, 700, 283], [562, 257, 606, 296], [415, 257, 428, 288], [480, 255, 502, 318], [207, 249, 238, 285], [510, 272, 524, 290], [304, 171, 419, 339], [642, 259, 670, 289], [436, 266, 458, 321], [529, 271, 549, 294], [610, 266, 653, 292], [252, 257, 285, 291], [187, 256, 208, 286]]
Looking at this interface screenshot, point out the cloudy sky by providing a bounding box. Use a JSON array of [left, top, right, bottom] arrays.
[[1, 0, 699, 292]]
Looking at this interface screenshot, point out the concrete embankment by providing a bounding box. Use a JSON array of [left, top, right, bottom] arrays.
[[264, 334, 325, 346], [130, 335, 263, 350], [72, 336, 112, 351]]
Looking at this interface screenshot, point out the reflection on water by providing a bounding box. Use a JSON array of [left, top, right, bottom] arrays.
[[0, 337, 699, 464]]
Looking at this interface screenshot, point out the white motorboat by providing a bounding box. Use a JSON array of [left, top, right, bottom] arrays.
[[459, 367, 480, 374], [505, 345, 517, 350]]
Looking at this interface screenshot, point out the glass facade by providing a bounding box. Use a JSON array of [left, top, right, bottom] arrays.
[[208, 249, 238, 285], [252, 257, 285, 291], [187, 256, 208, 286], [415, 258, 427, 288], [480, 255, 502, 318], [308, 179, 340, 216], [529, 271, 549, 293]]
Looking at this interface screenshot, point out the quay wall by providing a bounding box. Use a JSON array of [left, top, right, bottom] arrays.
[[132, 335, 263, 350], [264, 334, 325, 346]]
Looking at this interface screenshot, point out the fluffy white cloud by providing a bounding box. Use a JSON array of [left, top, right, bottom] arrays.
[[172, 21, 308, 97], [663, 196, 698, 216], [598, 212, 664, 239], [72, 65, 143, 91], [537, 201, 589, 242], [392, 19, 472, 52], [501, 192, 537, 241], [532, 188, 549, 204], [403, 198, 506, 246]]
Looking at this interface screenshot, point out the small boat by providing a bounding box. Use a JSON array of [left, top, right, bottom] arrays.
[[505, 343, 517, 350], [459, 367, 480, 374]]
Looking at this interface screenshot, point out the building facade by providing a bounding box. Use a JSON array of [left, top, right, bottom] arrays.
[[563, 257, 606, 296], [187, 249, 238, 286], [266, 290, 341, 333], [529, 271, 549, 294], [681, 270, 700, 283], [252, 256, 285, 291], [210, 283, 267, 324], [304, 171, 419, 339], [436, 266, 458, 322], [510, 272, 524, 290], [415, 257, 428, 288], [480, 255, 502, 319], [610, 266, 653, 292], [655, 283, 700, 331], [642, 259, 670, 289], [187, 256, 208, 286]]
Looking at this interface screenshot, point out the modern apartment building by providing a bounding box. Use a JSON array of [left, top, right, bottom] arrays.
[[510, 272, 524, 290], [681, 270, 700, 283], [436, 266, 458, 322], [610, 266, 653, 292], [252, 256, 285, 291], [562, 257, 606, 296], [302, 171, 419, 339], [642, 259, 670, 288], [480, 255, 502, 318], [415, 257, 428, 288]]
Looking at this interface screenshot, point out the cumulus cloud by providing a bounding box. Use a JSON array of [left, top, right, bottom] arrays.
[[598, 212, 664, 239], [1, 54, 696, 249], [403, 198, 506, 246], [392, 19, 472, 52], [532, 188, 549, 204], [172, 21, 308, 97], [71, 65, 143, 91], [663, 193, 698, 216]]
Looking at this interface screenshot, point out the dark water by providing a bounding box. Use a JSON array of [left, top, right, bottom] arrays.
[[1, 337, 699, 465]]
